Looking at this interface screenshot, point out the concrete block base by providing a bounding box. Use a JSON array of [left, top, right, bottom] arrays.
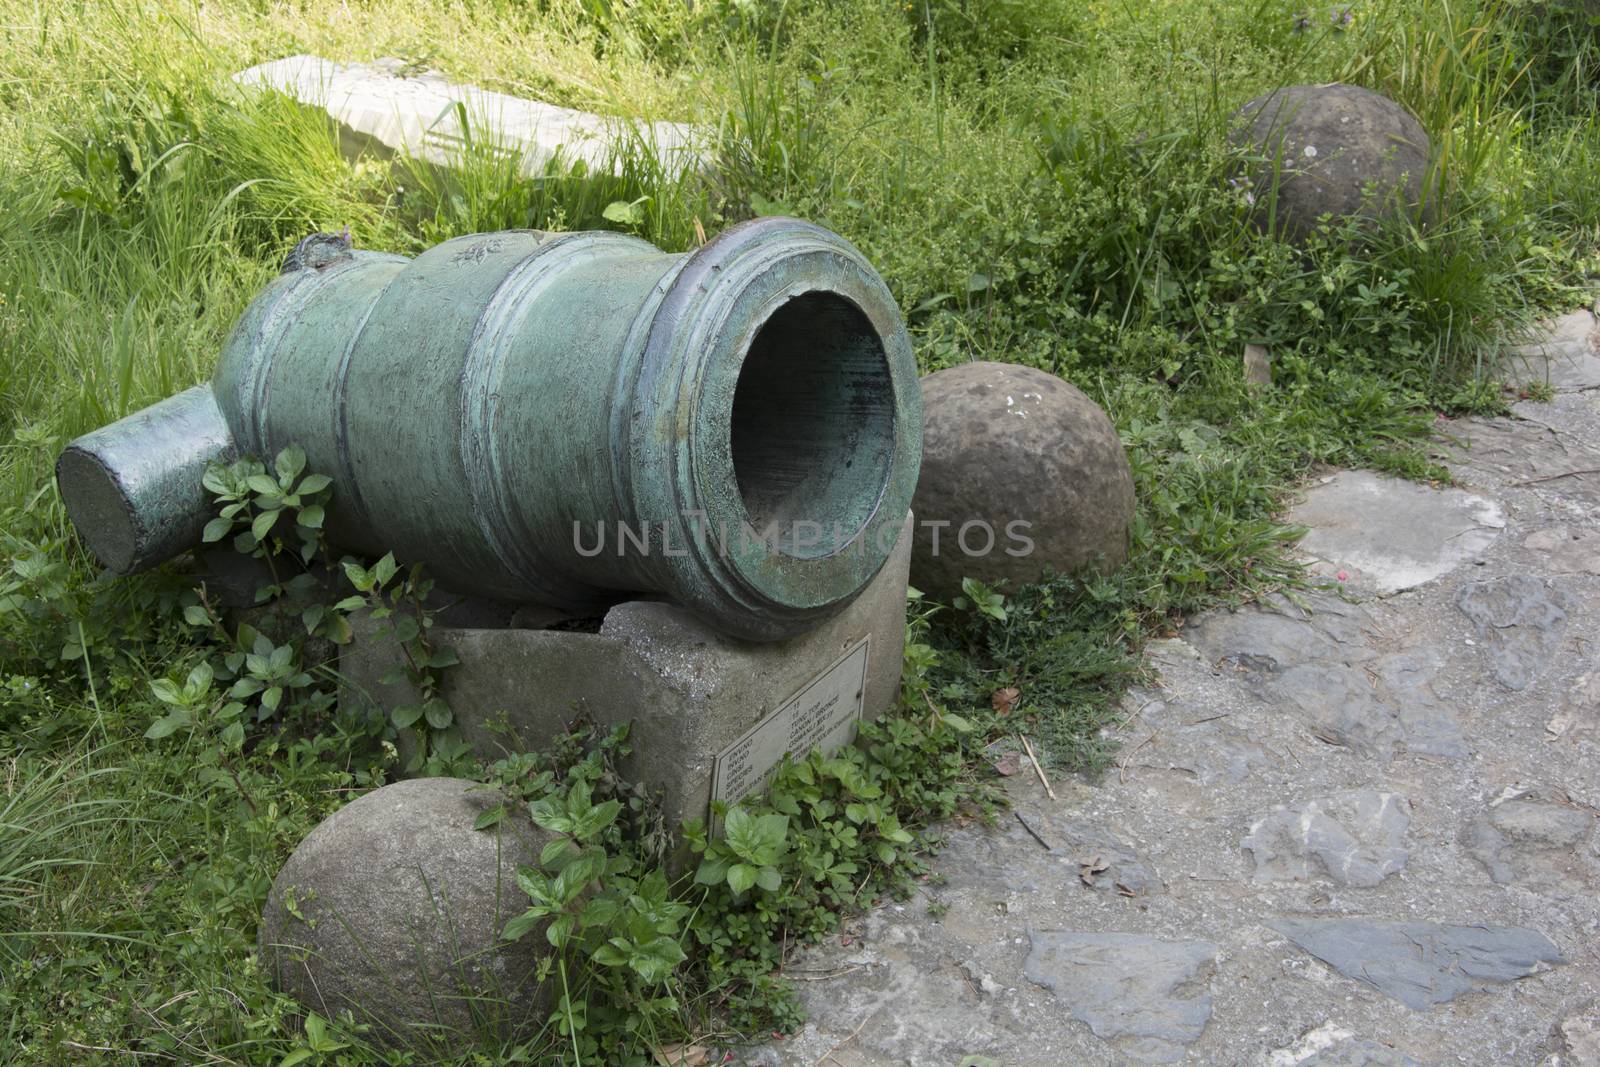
[[340, 515, 912, 831]]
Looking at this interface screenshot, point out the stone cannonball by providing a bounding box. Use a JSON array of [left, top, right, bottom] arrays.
[[1229, 83, 1431, 241], [910, 362, 1135, 599], [258, 777, 552, 1046]]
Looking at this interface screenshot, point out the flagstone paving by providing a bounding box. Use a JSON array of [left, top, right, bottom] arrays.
[[747, 311, 1600, 1067]]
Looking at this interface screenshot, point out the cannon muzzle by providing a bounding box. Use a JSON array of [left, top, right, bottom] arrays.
[[56, 218, 922, 641]]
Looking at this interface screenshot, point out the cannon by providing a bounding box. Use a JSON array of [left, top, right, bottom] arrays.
[[56, 218, 922, 641]]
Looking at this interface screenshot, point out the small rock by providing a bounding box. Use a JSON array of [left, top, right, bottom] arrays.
[[1456, 576, 1569, 691], [1244, 790, 1411, 888], [1552, 1001, 1600, 1066], [1023, 931, 1216, 1064], [1245, 343, 1273, 385], [1269, 1021, 1422, 1066], [960, 960, 1002, 997], [1269, 918, 1567, 1010], [1466, 799, 1596, 887]]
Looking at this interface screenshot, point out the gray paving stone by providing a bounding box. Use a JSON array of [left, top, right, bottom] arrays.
[[1044, 817, 1163, 896], [1268, 918, 1567, 1010], [1456, 576, 1570, 691], [1022, 931, 1216, 1064], [1444, 416, 1600, 506], [1187, 596, 1465, 758], [1466, 798, 1597, 887], [1508, 310, 1600, 393], [1244, 790, 1411, 888]]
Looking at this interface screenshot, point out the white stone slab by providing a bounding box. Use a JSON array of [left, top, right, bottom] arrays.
[[234, 55, 704, 180], [1290, 469, 1504, 595]]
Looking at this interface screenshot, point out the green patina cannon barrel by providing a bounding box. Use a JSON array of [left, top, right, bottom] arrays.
[[55, 218, 922, 641]]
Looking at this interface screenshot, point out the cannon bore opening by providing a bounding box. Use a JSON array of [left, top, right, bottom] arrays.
[[730, 291, 895, 559]]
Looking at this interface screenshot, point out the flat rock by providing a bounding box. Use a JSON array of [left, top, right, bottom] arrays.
[[1269, 1022, 1423, 1066], [1289, 470, 1504, 594], [1132, 695, 1277, 783], [1187, 596, 1465, 758], [1549, 673, 1600, 739], [1046, 817, 1163, 896], [1244, 790, 1411, 887], [1524, 527, 1600, 576], [1269, 918, 1567, 1010], [234, 55, 703, 180], [1443, 417, 1600, 505], [1508, 310, 1600, 393], [1023, 931, 1217, 1063], [1456, 576, 1569, 691], [1186, 591, 1374, 669], [1466, 798, 1597, 887]]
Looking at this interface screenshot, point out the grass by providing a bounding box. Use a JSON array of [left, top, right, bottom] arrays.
[[1, 0, 1598, 1061]]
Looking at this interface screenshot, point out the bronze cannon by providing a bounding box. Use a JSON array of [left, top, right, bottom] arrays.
[[56, 218, 922, 641]]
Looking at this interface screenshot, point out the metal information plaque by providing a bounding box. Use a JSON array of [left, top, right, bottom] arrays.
[[709, 636, 871, 818]]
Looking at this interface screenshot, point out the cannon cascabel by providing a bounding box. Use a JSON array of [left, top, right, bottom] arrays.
[[55, 219, 923, 642]]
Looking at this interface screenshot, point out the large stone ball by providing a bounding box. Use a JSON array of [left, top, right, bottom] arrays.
[[259, 777, 551, 1046], [910, 362, 1134, 599], [1229, 83, 1431, 241]]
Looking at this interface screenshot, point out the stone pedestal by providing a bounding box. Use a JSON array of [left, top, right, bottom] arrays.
[[341, 515, 912, 830]]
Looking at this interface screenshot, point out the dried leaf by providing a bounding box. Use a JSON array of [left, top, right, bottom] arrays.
[[652, 1043, 711, 1067], [991, 751, 1021, 777], [991, 686, 1021, 715]]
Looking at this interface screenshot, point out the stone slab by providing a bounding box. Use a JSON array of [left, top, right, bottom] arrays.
[[1022, 931, 1217, 1064], [1268, 918, 1567, 1010], [1243, 790, 1411, 888], [1288, 469, 1504, 594], [1508, 310, 1600, 393], [1184, 593, 1466, 759], [1456, 575, 1569, 692], [1466, 797, 1598, 888], [1443, 416, 1600, 506], [234, 55, 703, 180], [341, 514, 912, 832]]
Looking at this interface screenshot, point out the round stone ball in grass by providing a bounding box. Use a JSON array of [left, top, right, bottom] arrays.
[[1228, 83, 1431, 242], [910, 362, 1135, 600], [258, 777, 552, 1047]]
